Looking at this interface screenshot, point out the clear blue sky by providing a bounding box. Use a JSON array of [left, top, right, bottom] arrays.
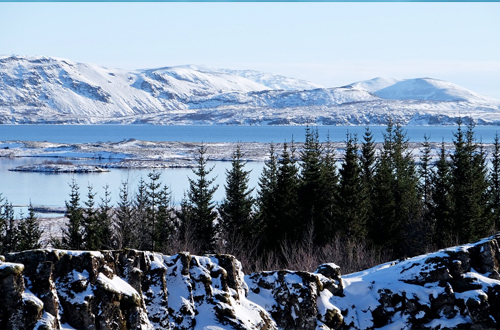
[[1, 2, 499, 99]]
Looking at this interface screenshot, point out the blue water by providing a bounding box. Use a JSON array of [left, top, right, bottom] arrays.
[[2, 124, 500, 216], [1, 124, 500, 143]]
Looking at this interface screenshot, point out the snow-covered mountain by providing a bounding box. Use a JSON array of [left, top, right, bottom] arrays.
[[1, 55, 500, 125]]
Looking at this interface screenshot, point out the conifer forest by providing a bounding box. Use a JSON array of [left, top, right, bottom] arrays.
[[2, 119, 500, 274]]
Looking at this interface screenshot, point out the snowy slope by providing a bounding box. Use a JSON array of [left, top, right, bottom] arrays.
[[1, 55, 500, 125]]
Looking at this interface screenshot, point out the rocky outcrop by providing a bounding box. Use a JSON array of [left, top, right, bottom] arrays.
[[2, 235, 500, 330]]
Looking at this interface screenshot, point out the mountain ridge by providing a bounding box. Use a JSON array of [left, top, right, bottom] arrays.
[[1, 55, 500, 125]]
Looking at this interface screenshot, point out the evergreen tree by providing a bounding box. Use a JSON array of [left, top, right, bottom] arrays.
[[154, 184, 175, 252], [98, 184, 113, 250], [60, 179, 84, 250], [274, 141, 300, 245], [431, 141, 453, 247], [114, 180, 137, 249], [219, 144, 255, 247], [1, 200, 18, 253], [299, 127, 331, 245], [418, 135, 434, 245], [181, 145, 219, 253], [319, 133, 339, 244], [82, 184, 101, 250], [18, 202, 43, 251], [146, 171, 162, 251], [490, 133, 500, 230], [338, 133, 367, 241], [370, 122, 397, 250], [256, 144, 279, 248], [134, 177, 149, 250], [360, 127, 377, 228], [392, 124, 422, 256], [450, 119, 493, 243]]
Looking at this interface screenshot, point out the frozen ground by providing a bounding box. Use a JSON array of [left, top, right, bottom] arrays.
[[0, 138, 470, 170]]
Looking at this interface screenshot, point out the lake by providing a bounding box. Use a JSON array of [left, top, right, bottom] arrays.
[[1, 124, 500, 217], [1, 124, 500, 144]]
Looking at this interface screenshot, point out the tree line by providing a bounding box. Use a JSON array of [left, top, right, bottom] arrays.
[[1, 119, 499, 273]]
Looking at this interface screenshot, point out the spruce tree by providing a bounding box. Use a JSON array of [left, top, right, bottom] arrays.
[[182, 145, 219, 253], [114, 180, 137, 249], [431, 141, 453, 247], [146, 171, 162, 251], [98, 184, 113, 250], [256, 144, 279, 249], [60, 179, 84, 250], [338, 133, 367, 241], [450, 119, 493, 243], [299, 126, 329, 244], [274, 141, 300, 246], [418, 135, 434, 245], [1, 200, 18, 253], [82, 184, 101, 250], [360, 127, 377, 228], [219, 144, 255, 248], [491, 133, 500, 230], [319, 133, 339, 244], [155, 184, 175, 252], [18, 202, 43, 251], [134, 177, 149, 250]]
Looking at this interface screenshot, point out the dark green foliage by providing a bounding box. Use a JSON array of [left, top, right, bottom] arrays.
[[0, 200, 18, 253], [180, 145, 219, 253], [17, 203, 43, 251], [450, 119, 493, 243], [360, 127, 377, 227], [114, 180, 137, 249], [371, 121, 422, 257], [256, 144, 279, 237], [98, 184, 113, 250], [431, 141, 453, 247], [338, 133, 367, 241], [60, 179, 84, 250], [490, 133, 500, 230], [82, 184, 100, 250], [273, 142, 300, 247], [299, 127, 333, 245], [154, 184, 175, 252], [219, 144, 255, 248]]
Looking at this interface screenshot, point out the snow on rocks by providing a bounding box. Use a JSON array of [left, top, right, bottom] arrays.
[[2, 235, 500, 329]]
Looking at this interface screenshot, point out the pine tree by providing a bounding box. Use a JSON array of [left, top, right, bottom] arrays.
[[418, 135, 434, 245], [114, 180, 137, 249], [318, 133, 339, 244], [256, 144, 279, 249], [82, 184, 101, 250], [60, 179, 84, 250], [371, 122, 397, 251], [338, 133, 367, 241], [360, 127, 377, 228], [219, 144, 255, 249], [134, 177, 149, 250], [491, 133, 500, 230], [431, 141, 453, 247], [18, 202, 43, 250], [450, 119, 493, 243], [1, 200, 18, 253], [98, 184, 113, 250], [299, 126, 330, 245], [146, 171, 162, 251], [182, 145, 219, 253], [274, 141, 300, 245], [154, 184, 175, 252]]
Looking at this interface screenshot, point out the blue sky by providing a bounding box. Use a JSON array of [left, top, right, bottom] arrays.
[[1, 2, 500, 98]]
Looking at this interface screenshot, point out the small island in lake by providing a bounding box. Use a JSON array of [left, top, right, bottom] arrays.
[[9, 164, 110, 173]]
